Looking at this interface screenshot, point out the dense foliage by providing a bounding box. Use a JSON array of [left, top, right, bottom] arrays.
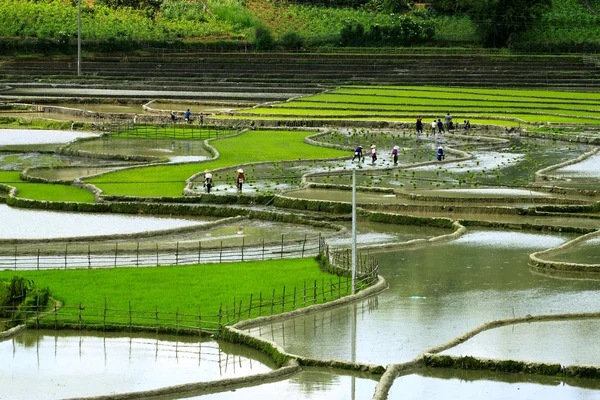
[[462, 0, 552, 47], [0, 0, 597, 50]]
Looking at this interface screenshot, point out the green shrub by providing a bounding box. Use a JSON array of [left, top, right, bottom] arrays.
[[254, 25, 275, 51], [280, 30, 304, 50], [208, 0, 256, 30], [0, 276, 50, 320], [160, 0, 206, 22]]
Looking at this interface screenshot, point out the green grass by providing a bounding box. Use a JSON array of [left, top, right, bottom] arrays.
[[87, 129, 348, 197], [213, 114, 525, 126], [344, 86, 600, 101], [227, 86, 600, 126], [239, 107, 600, 121], [0, 258, 334, 320], [0, 171, 95, 202]]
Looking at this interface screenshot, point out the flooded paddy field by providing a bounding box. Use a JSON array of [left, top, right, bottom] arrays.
[[247, 229, 600, 366], [151, 102, 250, 114], [0, 204, 208, 240], [308, 135, 594, 190], [329, 218, 451, 247], [544, 236, 600, 264], [0, 330, 276, 400], [26, 165, 131, 180], [0, 152, 129, 171], [45, 102, 146, 114], [388, 369, 600, 400], [0, 111, 100, 122], [156, 369, 379, 400], [287, 188, 572, 209], [67, 136, 212, 162], [441, 319, 600, 366], [0, 129, 98, 147], [0, 114, 599, 398]]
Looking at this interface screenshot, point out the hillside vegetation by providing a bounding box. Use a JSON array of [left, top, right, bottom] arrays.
[[0, 0, 598, 52]]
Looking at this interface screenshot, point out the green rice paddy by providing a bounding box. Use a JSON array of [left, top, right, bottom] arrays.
[[228, 86, 600, 125], [0, 258, 335, 321], [0, 171, 95, 203], [87, 129, 348, 197]]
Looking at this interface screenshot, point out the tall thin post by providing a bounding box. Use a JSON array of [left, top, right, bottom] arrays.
[[351, 167, 357, 294], [77, 0, 81, 76]]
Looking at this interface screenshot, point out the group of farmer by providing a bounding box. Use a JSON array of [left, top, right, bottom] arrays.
[[417, 114, 471, 135], [352, 143, 443, 165], [202, 168, 246, 194], [170, 109, 204, 124]]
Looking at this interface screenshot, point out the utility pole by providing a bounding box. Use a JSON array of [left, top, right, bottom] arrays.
[[77, 0, 81, 76]]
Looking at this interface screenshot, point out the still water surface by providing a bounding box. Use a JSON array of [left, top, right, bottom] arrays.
[[0, 330, 275, 399]]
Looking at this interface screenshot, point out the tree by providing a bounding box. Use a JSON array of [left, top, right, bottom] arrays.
[[462, 0, 551, 47]]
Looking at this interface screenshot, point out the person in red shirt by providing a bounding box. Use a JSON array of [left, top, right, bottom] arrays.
[[236, 169, 245, 193]]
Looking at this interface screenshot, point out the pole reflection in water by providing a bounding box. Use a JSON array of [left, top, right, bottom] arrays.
[[254, 296, 379, 363], [351, 302, 357, 400], [0, 330, 276, 400]]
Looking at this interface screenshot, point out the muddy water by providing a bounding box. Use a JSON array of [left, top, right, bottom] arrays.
[[0, 111, 100, 122], [545, 236, 600, 264], [0, 330, 275, 400], [151, 102, 248, 114], [288, 188, 561, 208], [551, 153, 600, 190], [389, 369, 600, 399], [555, 153, 600, 179], [247, 229, 600, 366], [330, 219, 451, 247], [311, 136, 594, 190], [152, 369, 378, 400], [442, 319, 600, 366], [0, 204, 208, 239], [377, 210, 600, 230], [0, 152, 128, 171], [48, 102, 146, 114], [26, 165, 130, 181], [68, 137, 211, 161]]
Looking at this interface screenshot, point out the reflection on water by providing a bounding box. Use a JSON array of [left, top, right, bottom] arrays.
[[0, 129, 98, 146], [152, 369, 379, 400], [248, 230, 600, 366], [68, 137, 211, 160], [0, 204, 205, 239], [0, 330, 275, 400], [389, 369, 600, 399], [442, 319, 600, 366]]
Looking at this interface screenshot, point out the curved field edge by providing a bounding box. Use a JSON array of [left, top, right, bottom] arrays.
[[86, 129, 349, 197]]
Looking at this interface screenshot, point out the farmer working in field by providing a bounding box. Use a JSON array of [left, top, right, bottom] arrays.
[[236, 169, 245, 193]]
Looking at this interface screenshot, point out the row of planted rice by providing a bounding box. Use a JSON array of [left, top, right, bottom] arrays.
[[226, 86, 600, 126]]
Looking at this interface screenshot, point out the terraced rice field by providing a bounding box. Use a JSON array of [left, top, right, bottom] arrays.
[[226, 86, 600, 125]]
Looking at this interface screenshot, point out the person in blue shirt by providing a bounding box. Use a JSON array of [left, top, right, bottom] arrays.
[[352, 145, 363, 162], [185, 109, 191, 123], [437, 146, 445, 161]]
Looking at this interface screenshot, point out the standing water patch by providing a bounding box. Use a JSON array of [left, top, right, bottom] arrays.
[[0, 330, 275, 400]]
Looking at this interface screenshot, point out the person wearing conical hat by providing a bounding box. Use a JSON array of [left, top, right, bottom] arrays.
[[203, 169, 213, 193], [391, 145, 399, 165], [370, 144, 377, 164], [236, 168, 245, 193], [352, 145, 363, 163]]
